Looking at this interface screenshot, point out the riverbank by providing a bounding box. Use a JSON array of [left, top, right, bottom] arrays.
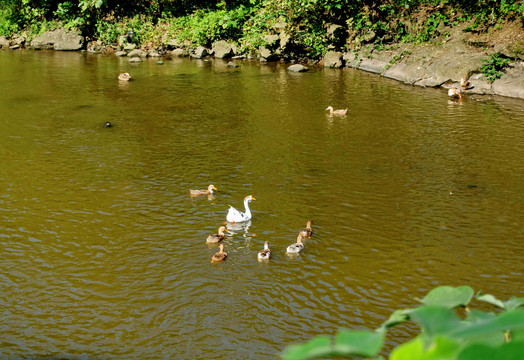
[[1, 17, 523, 100]]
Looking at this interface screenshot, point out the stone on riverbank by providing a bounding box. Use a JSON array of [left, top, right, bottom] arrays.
[[287, 64, 309, 72], [0, 36, 9, 49], [31, 29, 84, 51], [191, 46, 210, 58], [212, 40, 234, 59], [324, 51, 344, 68], [171, 48, 189, 57], [128, 49, 147, 58], [492, 62, 524, 99]]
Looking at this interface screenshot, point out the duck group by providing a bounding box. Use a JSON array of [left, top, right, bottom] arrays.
[[192, 186, 314, 262]]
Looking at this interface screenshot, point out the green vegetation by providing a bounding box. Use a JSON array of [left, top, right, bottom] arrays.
[[281, 285, 524, 360], [480, 52, 511, 82], [0, 1, 523, 58]]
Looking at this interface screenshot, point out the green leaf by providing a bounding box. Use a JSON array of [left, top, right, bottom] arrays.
[[381, 309, 413, 329], [465, 309, 496, 322], [333, 328, 384, 357], [281, 335, 332, 360], [457, 341, 524, 360], [451, 309, 524, 339], [505, 297, 524, 311], [476, 293, 505, 308], [418, 286, 474, 309], [410, 306, 462, 339], [391, 335, 460, 360]]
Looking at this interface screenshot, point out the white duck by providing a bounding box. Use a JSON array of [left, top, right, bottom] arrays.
[[286, 234, 304, 254], [258, 241, 271, 261], [326, 106, 348, 116], [227, 195, 255, 223]]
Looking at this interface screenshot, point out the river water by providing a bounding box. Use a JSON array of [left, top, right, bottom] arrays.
[[1, 50, 523, 359]]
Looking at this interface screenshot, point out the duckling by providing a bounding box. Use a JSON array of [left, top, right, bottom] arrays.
[[257, 241, 271, 261], [104, 121, 112, 128], [299, 220, 314, 238], [286, 234, 304, 254], [325, 106, 348, 116], [118, 72, 132, 81], [211, 244, 227, 262], [206, 226, 229, 243], [460, 76, 470, 89], [448, 88, 463, 100], [190, 184, 217, 196]]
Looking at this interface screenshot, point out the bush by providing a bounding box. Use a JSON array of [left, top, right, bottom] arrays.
[[480, 53, 511, 83], [281, 285, 524, 360]]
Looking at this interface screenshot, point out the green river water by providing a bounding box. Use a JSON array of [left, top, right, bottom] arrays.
[[1, 50, 523, 359]]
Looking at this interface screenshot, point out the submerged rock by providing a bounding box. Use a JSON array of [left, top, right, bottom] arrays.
[[287, 64, 309, 72]]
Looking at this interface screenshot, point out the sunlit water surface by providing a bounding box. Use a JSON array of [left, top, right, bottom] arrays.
[[1, 50, 523, 359]]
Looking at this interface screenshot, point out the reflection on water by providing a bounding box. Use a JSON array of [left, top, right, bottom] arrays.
[[0, 50, 523, 359]]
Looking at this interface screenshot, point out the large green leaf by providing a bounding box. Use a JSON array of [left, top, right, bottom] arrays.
[[390, 335, 460, 360], [457, 341, 524, 360], [281, 335, 332, 360], [410, 306, 461, 338], [505, 297, 524, 311], [418, 286, 474, 309], [450, 309, 524, 339], [333, 328, 385, 357], [465, 309, 496, 322]]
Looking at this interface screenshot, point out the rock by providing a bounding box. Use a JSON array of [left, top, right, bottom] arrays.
[[287, 64, 309, 72], [273, 21, 287, 33], [171, 48, 188, 57], [212, 40, 234, 59], [362, 30, 376, 43], [326, 24, 347, 46], [31, 29, 84, 50], [10, 45, 20, 50], [324, 51, 344, 68], [124, 43, 137, 51], [0, 36, 10, 49], [263, 35, 280, 48], [259, 46, 273, 59], [12, 36, 26, 47], [191, 46, 209, 58], [358, 58, 389, 74], [166, 39, 181, 49], [467, 74, 492, 95], [343, 52, 361, 68], [156, 61, 164, 65], [115, 51, 127, 57], [383, 62, 426, 84], [148, 51, 161, 57], [128, 57, 142, 63], [414, 76, 450, 87], [492, 62, 524, 99], [279, 33, 292, 52], [227, 61, 239, 68], [127, 49, 146, 58]]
